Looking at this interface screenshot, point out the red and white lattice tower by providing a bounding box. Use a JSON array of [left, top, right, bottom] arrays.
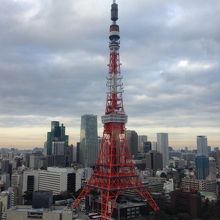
[[73, 1, 160, 219]]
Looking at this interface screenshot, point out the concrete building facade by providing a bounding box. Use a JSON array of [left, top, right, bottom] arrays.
[[157, 133, 169, 168], [146, 150, 163, 172], [29, 153, 45, 170], [38, 167, 82, 195], [6, 206, 74, 220], [22, 170, 39, 194], [181, 178, 217, 193]]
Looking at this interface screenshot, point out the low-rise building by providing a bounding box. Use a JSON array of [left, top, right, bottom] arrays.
[[38, 167, 82, 195], [6, 206, 74, 220], [22, 168, 82, 196], [143, 177, 166, 193], [0, 188, 16, 220], [181, 178, 217, 193]]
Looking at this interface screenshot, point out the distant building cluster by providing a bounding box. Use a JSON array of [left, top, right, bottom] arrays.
[[0, 117, 219, 220]]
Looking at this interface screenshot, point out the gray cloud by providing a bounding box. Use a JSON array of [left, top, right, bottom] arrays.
[[0, 0, 219, 147]]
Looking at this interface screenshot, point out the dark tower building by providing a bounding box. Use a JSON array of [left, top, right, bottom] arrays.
[[76, 142, 80, 164], [27, 175, 35, 193], [195, 155, 209, 180], [46, 121, 69, 156], [143, 141, 152, 153], [45, 121, 69, 167], [146, 150, 163, 172], [126, 130, 138, 157]]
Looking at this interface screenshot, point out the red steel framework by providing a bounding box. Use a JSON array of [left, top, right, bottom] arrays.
[[73, 1, 160, 219]]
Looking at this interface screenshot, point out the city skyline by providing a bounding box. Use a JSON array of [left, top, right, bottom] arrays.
[[0, 0, 219, 148]]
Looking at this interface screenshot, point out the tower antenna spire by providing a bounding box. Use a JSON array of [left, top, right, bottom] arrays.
[[73, 2, 160, 219]]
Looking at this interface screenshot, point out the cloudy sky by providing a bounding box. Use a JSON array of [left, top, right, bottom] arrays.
[[0, 0, 219, 149]]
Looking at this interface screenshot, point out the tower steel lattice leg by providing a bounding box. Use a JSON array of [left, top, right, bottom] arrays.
[[73, 185, 92, 209]]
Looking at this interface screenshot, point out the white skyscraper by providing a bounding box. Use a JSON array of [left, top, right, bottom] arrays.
[[157, 133, 169, 168], [197, 136, 208, 157]]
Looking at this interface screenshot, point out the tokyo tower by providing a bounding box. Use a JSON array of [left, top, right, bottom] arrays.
[[73, 1, 160, 219]]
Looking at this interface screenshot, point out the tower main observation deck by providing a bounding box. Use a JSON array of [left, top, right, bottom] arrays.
[[73, 1, 160, 219]]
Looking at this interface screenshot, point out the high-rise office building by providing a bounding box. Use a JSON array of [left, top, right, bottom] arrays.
[[143, 141, 152, 153], [208, 157, 216, 180], [196, 136, 209, 180], [138, 135, 148, 153], [45, 121, 69, 167], [126, 130, 138, 157], [79, 115, 98, 167], [146, 151, 163, 172], [195, 156, 209, 180], [151, 142, 157, 151], [52, 141, 65, 155], [66, 144, 74, 165], [76, 142, 80, 164], [157, 133, 169, 168], [197, 136, 208, 157], [45, 121, 69, 156], [213, 150, 220, 169]]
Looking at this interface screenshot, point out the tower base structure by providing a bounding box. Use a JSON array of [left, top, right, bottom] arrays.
[[73, 122, 159, 219]]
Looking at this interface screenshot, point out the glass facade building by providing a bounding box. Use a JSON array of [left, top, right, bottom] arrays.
[[46, 121, 69, 156], [79, 115, 98, 167], [197, 136, 208, 157], [195, 155, 209, 180]]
